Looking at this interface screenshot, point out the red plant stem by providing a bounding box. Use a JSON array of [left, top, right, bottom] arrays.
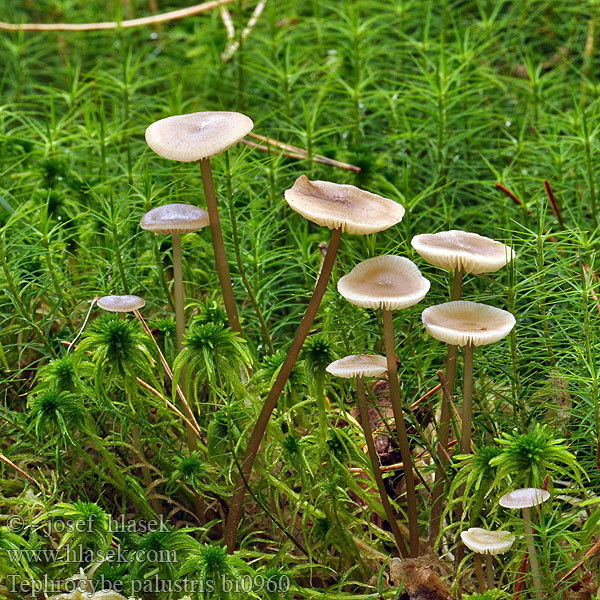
[[224, 228, 342, 554], [495, 182, 527, 210], [0, 453, 47, 494], [544, 180, 565, 228]]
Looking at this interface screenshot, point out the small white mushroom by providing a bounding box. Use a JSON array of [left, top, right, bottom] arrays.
[[97, 295, 145, 313], [411, 230, 514, 275], [337, 255, 431, 310], [284, 175, 405, 234], [421, 301, 516, 347], [499, 488, 550, 599], [140, 203, 210, 352], [326, 354, 388, 379], [145, 111, 253, 162], [422, 301, 515, 457], [461, 527, 515, 591]]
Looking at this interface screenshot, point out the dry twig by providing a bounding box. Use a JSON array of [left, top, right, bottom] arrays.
[[0, 0, 232, 31]]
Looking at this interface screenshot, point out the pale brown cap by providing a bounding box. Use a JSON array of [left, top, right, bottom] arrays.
[[499, 488, 550, 509], [460, 528, 515, 555], [421, 301, 515, 346], [337, 255, 430, 310], [140, 203, 210, 235], [411, 230, 514, 274], [326, 354, 388, 379], [97, 295, 145, 313], [145, 111, 253, 162], [284, 175, 405, 234]]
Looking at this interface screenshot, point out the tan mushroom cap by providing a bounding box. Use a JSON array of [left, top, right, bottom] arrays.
[[145, 111, 254, 162], [326, 354, 388, 379], [338, 255, 430, 310], [421, 301, 515, 346], [411, 230, 514, 274], [140, 203, 210, 235], [499, 488, 550, 510], [97, 295, 145, 313], [284, 175, 405, 234], [460, 527, 515, 555]]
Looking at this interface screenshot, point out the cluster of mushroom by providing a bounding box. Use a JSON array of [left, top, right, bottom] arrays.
[[324, 225, 516, 558], [91, 107, 529, 577]]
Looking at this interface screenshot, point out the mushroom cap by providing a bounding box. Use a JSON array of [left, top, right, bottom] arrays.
[[145, 111, 254, 162], [460, 527, 515, 555], [140, 203, 210, 234], [421, 301, 515, 347], [284, 175, 405, 234], [411, 230, 514, 275], [97, 295, 145, 313], [326, 354, 388, 379], [337, 255, 430, 310], [499, 488, 550, 509]]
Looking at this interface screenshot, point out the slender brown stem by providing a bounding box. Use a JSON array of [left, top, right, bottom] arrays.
[[199, 157, 241, 334], [486, 554, 494, 590], [224, 228, 342, 554], [444, 268, 464, 392], [454, 340, 473, 573], [171, 232, 185, 353], [170, 233, 196, 449], [428, 370, 454, 547], [428, 269, 463, 548], [460, 343, 474, 455], [522, 507, 543, 599], [355, 377, 409, 558], [474, 554, 486, 593], [381, 308, 419, 557]]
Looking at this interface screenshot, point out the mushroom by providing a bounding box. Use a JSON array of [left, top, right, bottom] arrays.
[[140, 203, 210, 352], [326, 354, 409, 557], [412, 231, 514, 546], [97, 294, 145, 314], [337, 255, 431, 556], [499, 488, 549, 599], [224, 175, 406, 554], [422, 301, 515, 457], [460, 527, 515, 591], [145, 111, 253, 334]]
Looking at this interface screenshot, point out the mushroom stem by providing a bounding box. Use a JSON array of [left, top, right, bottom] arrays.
[[170, 232, 197, 451], [460, 343, 474, 455], [473, 554, 486, 593], [224, 227, 343, 554], [355, 376, 409, 558], [522, 506, 543, 599], [171, 232, 185, 353], [381, 308, 420, 557], [199, 157, 241, 334], [444, 268, 464, 391], [428, 269, 462, 548], [486, 554, 494, 590]]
